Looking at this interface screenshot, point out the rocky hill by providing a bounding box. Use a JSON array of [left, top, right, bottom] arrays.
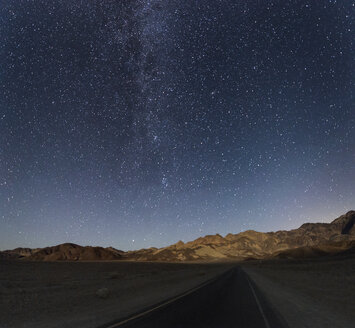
[[0, 247, 41, 260], [1, 211, 354, 261], [24, 243, 123, 261], [274, 240, 355, 259], [125, 211, 355, 261]]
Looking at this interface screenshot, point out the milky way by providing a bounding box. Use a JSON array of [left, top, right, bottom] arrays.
[[0, 0, 354, 250]]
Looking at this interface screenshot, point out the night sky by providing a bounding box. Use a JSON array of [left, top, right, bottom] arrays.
[[0, 0, 354, 251]]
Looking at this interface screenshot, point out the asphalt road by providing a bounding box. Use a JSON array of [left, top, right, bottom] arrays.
[[102, 267, 288, 328]]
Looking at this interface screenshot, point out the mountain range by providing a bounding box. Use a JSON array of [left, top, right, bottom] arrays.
[[1, 210, 354, 262]]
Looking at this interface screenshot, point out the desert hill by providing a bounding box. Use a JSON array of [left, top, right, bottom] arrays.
[[126, 210, 355, 261], [1, 211, 354, 262], [24, 243, 123, 261], [274, 240, 355, 259], [0, 247, 41, 260]]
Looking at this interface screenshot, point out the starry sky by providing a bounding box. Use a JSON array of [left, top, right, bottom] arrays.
[[0, 0, 354, 251]]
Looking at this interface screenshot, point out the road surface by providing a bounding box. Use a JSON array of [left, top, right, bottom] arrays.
[[101, 267, 288, 328]]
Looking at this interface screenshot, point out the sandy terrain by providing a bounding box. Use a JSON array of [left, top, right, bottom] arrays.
[[0, 261, 231, 328], [2, 255, 354, 328], [243, 255, 355, 328]]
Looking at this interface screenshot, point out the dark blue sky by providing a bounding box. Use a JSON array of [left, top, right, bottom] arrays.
[[0, 0, 354, 250]]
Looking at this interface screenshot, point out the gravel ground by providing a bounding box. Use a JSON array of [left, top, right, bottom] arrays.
[[243, 255, 355, 328], [0, 261, 231, 328]]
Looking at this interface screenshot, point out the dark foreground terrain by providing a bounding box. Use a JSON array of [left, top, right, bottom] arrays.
[[103, 267, 286, 328], [0, 261, 231, 328], [1, 255, 354, 328], [243, 254, 355, 328]]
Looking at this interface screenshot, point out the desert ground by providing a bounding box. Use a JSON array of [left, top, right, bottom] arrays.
[[1, 255, 354, 328], [0, 261, 231, 328], [243, 254, 355, 328]]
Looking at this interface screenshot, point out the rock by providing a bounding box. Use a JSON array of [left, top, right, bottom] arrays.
[[108, 272, 120, 279], [96, 288, 109, 299]]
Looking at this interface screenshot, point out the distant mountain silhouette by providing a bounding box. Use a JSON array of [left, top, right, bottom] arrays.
[[125, 211, 355, 261], [0, 247, 41, 260], [1, 211, 354, 262], [13, 243, 122, 261]]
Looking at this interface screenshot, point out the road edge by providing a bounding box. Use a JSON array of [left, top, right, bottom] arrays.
[[242, 268, 290, 328], [97, 267, 234, 328]]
